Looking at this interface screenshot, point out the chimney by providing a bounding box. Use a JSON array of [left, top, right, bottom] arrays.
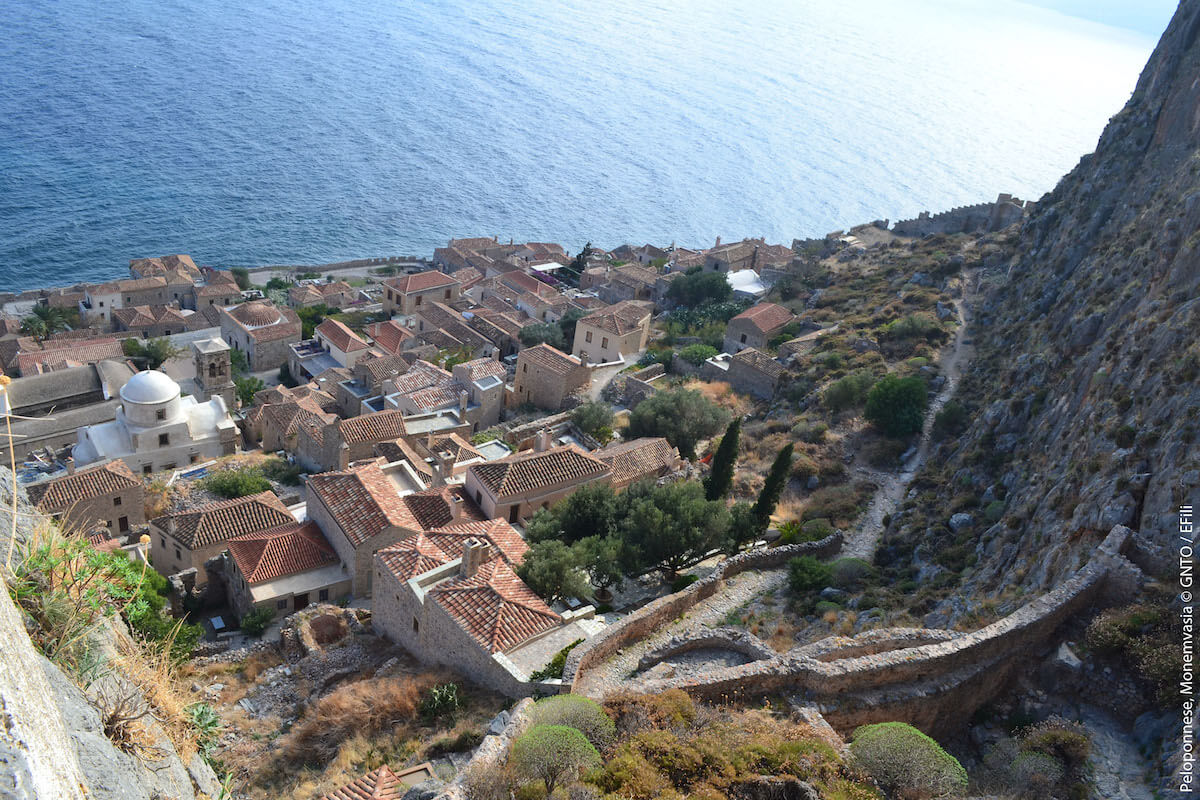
[[430, 457, 445, 488], [449, 493, 464, 521], [460, 537, 486, 578], [458, 389, 469, 414], [534, 428, 551, 453], [715, 236, 721, 248], [436, 448, 456, 479], [426, 432, 435, 451], [166, 517, 177, 535], [65, 456, 75, 475]]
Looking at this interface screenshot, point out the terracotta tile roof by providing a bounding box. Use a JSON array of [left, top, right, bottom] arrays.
[[469, 445, 609, 500], [729, 302, 794, 335], [448, 237, 499, 252], [261, 396, 337, 438], [316, 318, 370, 352], [376, 433, 484, 478], [596, 437, 681, 488], [196, 282, 239, 298], [289, 284, 324, 305], [116, 276, 168, 292], [401, 485, 486, 529], [356, 352, 408, 386], [375, 533, 455, 581], [426, 518, 529, 565], [113, 304, 189, 329], [26, 460, 140, 512], [337, 410, 408, 444], [578, 300, 652, 336], [404, 384, 461, 412], [227, 521, 339, 584], [455, 358, 505, 383], [307, 463, 418, 545], [16, 338, 125, 375], [429, 559, 560, 653], [318, 765, 422, 800], [389, 360, 454, 395], [516, 344, 582, 377], [186, 306, 223, 329], [384, 271, 461, 294], [223, 302, 302, 343], [152, 491, 294, 549], [731, 347, 784, 379]]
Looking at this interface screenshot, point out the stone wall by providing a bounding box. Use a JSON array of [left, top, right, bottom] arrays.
[[620, 526, 1142, 736], [637, 627, 776, 673], [891, 193, 1030, 238], [562, 533, 843, 687]]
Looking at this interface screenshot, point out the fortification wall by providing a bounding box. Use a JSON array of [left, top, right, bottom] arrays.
[[622, 526, 1141, 734], [562, 533, 843, 686], [891, 193, 1030, 238]]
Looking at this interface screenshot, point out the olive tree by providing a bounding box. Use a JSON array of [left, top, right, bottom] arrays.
[[509, 724, 601, 795]]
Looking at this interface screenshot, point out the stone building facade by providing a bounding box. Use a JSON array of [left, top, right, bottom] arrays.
[[192, 338, 237, 408], [571, 301, 652, 364], [382, 272, 462, 316], [218, 301, 303, 371], [511, 344, 588, 411], [464, 442, 610, 523], [25, 460, 145, 535]]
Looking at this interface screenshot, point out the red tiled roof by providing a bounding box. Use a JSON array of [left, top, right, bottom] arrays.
[[426, 518, 529, 565], [729, 302, 793, 334], [26, 460, 141, 512], [401, 485, 486, 530], [429, 559, 560, 653], [226, 521, 339, 584], [731, 347, 784, 379], [366, 321, 414, 355], [337, 410, 408, 444], [469, 445, 609, 500], [307, 463, 418, 545], [596, 437, 680, 488], [16, 338, 125, 375], [516, 344, 582, 377], [384, 271, 461, 294], [116, 276, 168, 292], [316, 318, 369, 353], [152, 491, 294, 549], [375, 532, 454, 582], [579, 301, 652, 336], [196, 282, 239, 298], [318, 765, 431, 800]]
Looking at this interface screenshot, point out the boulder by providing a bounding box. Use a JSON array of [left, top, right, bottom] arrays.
[[949, 512, 974, 532], [402, 779, 444, 800]]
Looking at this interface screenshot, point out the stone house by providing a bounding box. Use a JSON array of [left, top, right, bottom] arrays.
[[595, 437, 683, 490], [112, 305, 193, 339], [722, 302, 794, 354], [225, 521, 349, 618], [703, 239, 791, 274], [467, 309, 524, 357], [571, 300, 652, 364], [707, 347, 783, 400], [219, 301, 303, 371], [288, 318, 370, 380], [250, 395, 337, 454], [306, 462, 485, 596], [412, 301, 495, 359], [375, 432, 486, 485], [149, 490, 295, 583], [294, 409, 410, 473], [77, 282, 123, 324], [129, 254, 200, 281], [464, 441, 611, 523], [25, 459, 145, 535], [596, 265, 657, 305], [364, 320, 415, 355], [382, 272, 462, 316], [372, 523, 562, 696], [191, 281, 241, 311], [511, 344, 588, 411], [381, 358, 503, 433]]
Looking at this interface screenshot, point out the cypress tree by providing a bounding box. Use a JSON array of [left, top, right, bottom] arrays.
[[703, 418, 741, 500], [753, 443, 794, 524]]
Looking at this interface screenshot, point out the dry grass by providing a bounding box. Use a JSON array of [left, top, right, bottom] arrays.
[[241, 649, 283, 683], [112, 625, 200, 761], [683, 379, 753, 416], [767, 618, 799, 652]]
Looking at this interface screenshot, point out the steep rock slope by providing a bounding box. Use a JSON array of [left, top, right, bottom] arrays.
[[883, 0, 1200, 609]]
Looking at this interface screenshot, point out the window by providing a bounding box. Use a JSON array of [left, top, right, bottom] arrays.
[[444, 289, 451, 299], [190, 454, 199, 464], [474, 489, 482, 504], [143, 464, 152, 475], [113, 496, 122, 506], [415, 295, 422, 306], [277, 599, 288, 610], [158, 433, 169, 446], [585, 330, 593, 343], [740, 334, 747, 344], [601, 337, 608, 349], [413, 617, 420, 633], [508, 504, 519, 523], [99, 301, 104, 307], [522, 364, 527, 373], [159, 537, 166, 548], [174, 548, 181, 561], [209, 299, 214, 305], [319, 589, 329, 601], [156, 409, 166, 421]]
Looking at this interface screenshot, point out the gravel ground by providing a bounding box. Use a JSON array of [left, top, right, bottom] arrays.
[[575, 567, 789, 699]]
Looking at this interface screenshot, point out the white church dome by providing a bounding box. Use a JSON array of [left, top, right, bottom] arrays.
[[120, 370, 181, 405]]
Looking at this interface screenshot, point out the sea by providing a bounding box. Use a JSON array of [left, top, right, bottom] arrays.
[[0, 0, 1163, 292]]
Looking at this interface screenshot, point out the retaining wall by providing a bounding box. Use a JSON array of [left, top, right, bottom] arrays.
[[562, 533, 843, 686]]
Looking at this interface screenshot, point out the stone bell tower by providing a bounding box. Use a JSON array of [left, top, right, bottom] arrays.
[[192, 338, 237, 408]]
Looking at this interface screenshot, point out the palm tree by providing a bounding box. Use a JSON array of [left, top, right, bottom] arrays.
[[24, 305, 69, 339], [19, 315, 48, 341]]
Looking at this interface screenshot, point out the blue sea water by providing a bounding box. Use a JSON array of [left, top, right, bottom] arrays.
[[0, 0, 1158, 292]]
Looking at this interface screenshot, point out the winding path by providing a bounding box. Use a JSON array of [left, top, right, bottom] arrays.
[[842, 270, 977, 560]]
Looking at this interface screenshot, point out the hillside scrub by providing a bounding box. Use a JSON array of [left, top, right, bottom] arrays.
[[849, 722, 967, 798]]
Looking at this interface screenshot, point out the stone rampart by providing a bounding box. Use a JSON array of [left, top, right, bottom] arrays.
[[636, 627, 776, 672], [622, 526, 1141, 734], [562, 533, 843, 686], [891, 193, 1030, 238]]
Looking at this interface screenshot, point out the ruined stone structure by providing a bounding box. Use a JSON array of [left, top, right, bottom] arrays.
[[890, 192, 1032, 237]]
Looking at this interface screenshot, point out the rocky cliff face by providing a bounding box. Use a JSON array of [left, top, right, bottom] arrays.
[[884, 0, 1200, 612], [0, 470, 220, 800]]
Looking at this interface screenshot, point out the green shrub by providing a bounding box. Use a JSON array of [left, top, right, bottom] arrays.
[[239, 607, 274, 637], [571, 402, 615, 440], [803, 483, 873, 527], [824, 372, 875, 413], [1113, 424, 1137, 448], [865, 437, 907, 467], [788, 556, 832, 593], [830, 558, 875, 591], [203, 467, 271, 499], [529, 638, 585, 681], [678, 343, 718, 365], [865, 374, 927, 437], [850, 722, 967, 798], [420, 683, 461, 723], [882, 313, 941, 341], [778, 517, 835, 546], [671, 574, 699, 592], [510, 724, 601, 795], [260, 458, 303, 485], [792, 420, 829, 443], [527, 695, 616, 749], [932, 400, 969, 440]]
